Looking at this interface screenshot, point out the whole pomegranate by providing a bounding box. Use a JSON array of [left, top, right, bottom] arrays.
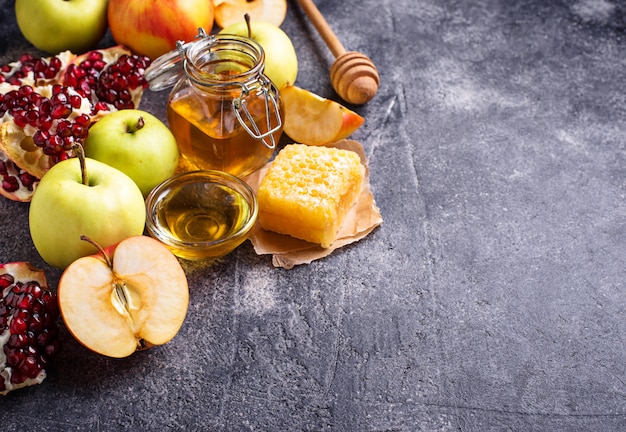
[[0, 47, 151, 202], [0, 262, 60, 395]]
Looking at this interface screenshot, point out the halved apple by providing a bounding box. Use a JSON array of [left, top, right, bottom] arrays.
[[213, 0, 287, 28], [58, 235, 189, 358], [281, 84, 365, 146]]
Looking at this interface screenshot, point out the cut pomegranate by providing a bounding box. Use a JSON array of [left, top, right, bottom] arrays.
[[62, 48, 151, 114], [0, 149, 38, 202], [0, 46, 151, 201], [0, 262, 60, 396], [0, 51, 74, 88]]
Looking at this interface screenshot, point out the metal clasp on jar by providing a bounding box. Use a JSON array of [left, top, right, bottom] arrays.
[[232, 75, 282, 150]]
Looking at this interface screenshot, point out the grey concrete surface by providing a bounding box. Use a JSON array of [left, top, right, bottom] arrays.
[[1, 0, 625, 430]]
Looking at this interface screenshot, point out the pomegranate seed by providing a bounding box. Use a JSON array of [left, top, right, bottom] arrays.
[[87, 50, 103, 61], [12, 111, 27, 127], [33, 130, 49, 147], [0, 274, 14, 289], [69, 94, 82, 109], [17, 293, 34, 310], [10, 316, 27, 334], [25, 110, 39, 127], [18, 85, 34, 97], [1, 177, 19, 193], [48, 57, 61, 72], [10, 370, 26, 385], [38, 98, 51, 114], [20, 64, 33, 75], [19, 356, 40, 378], [51, 84, 64, 95], [74, 113, 90, 126], [38, 115, 53, 131], [55, 152, 71, 162], [42, 135, 63, 155], [50, 92, 68, 105], [19, 172, 37, 190], [56, 119, 72, 137], [92, 101, 108, 114], [71, 123, 85, 138], [62, 136, 75, 150], [50, 104, 71, 119]]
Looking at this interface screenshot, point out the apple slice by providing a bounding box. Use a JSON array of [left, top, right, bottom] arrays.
[[58, 235, 189, 358], [213, 0, 287, 28], [281, 84, 365, 146]]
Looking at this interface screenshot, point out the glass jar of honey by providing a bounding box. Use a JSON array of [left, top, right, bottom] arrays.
[[146, 29, 283, 178]]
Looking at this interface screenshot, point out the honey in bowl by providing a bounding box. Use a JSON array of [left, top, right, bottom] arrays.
[[146, 170, 258, 261]]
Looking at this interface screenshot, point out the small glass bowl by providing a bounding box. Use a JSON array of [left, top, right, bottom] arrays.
[[145, 170, 258, 261]]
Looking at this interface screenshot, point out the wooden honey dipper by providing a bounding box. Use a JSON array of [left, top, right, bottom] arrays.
[[295, 0, 380, 105]]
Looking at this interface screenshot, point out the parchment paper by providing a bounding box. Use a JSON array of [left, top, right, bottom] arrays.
[[245, 139, 383, 269]]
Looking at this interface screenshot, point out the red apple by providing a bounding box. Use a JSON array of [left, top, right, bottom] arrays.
[[107, 0, 215, 60], [58, 235, 189, 358], [281, 84, 365, 145]]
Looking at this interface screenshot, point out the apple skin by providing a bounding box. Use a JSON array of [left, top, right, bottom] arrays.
[[29, 157, 146, 269], [108, 0, 215, 60], [84, 109, 180, 196], [220, 21, 298, 90], [15, 0, 108, 54]]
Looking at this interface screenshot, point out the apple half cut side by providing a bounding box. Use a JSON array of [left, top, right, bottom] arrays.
[[58, 235, 189, 358], [214, 0, 287, 28], [281, 84, 365, 146]]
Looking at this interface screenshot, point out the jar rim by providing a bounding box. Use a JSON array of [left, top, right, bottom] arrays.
[[144, 31, 266, 92], [184, 34, 266, 87]]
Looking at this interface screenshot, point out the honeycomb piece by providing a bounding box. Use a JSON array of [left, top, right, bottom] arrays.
[[257, 144, 364, 247]]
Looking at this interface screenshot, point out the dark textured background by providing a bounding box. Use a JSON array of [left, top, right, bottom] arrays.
[[1, 0, 625, 430]]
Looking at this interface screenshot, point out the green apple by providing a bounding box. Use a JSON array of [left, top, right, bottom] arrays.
[[84, 109, 180, 196], [15, 0, 108, 54], [220, 20, 298, 89], [29, 157, 146, 269]]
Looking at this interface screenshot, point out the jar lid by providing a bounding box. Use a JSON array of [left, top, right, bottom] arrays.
[[144, 29, 214, 92], [144, 47, 183, 92]]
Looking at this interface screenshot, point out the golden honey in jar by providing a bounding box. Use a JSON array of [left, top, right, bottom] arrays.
[[146, 31, 283, 178]]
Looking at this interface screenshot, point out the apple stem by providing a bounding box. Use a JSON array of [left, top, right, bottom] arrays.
[[80, 235, 113, 269], [244, 13, 252, 38], [127, 116, 145, 134], [72, 143, 89, 186]]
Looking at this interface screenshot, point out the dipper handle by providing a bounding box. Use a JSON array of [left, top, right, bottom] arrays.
[[295, 0, 379, 105], [296, 0, 346, 58]]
